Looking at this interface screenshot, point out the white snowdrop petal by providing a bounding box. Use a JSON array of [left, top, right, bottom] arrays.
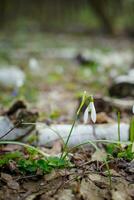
[[83, 107, 89, 124], [132, 143, 134, 153], [90, 102, 96, 123], [132, 105, 134, 114]]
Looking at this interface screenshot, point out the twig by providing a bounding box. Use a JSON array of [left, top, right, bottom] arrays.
[[15, 174, 39, 181], [0, 120, 22, 140]]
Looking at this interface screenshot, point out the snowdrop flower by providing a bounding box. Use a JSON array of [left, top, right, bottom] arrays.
[[89, 101, 97, 123], [29, 58, 39, 71], [83, 96, 96, 123], [132, 105, 134, 114], [83, 106, 89, 124]]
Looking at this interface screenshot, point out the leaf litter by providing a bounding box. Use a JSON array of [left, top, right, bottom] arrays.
[[0, 143, 134, 200]]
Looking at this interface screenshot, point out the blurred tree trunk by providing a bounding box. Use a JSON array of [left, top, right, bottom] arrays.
[[89, 0, 115, 34], [0, 0, 6, 28]]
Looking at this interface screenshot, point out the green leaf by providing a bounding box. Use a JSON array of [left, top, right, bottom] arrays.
[[47, 157, 67, 167], [36, 159, 52, 172], [18, 159, 37, 173], [0, 151, 22, 167], [130, 117, 134, 143]]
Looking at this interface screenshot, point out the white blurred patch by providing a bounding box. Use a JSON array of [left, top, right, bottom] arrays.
[[0, 66, 25, 87], [29, 58, 40, 72]]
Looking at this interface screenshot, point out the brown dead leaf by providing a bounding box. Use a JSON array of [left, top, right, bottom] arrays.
[[44, 170, 60, 181], [44, 169, 70, 181], [96, 112, 113, 123], [7, 180, 20, 190], [88, 174, 101, 182], [0, 174, 19, 191], [1, 144, 22, 152], [22, 181, 40, 193], [91, 150, 107, 162], [57, 189, 74, 200], [88, 174, 109, 189], [41, 140, 62, 156], [80, 179, 103, 200], [1, 172, 13, 182], [111, 189, 131, 200]]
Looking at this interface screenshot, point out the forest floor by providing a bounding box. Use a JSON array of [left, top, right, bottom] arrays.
[[0, 148, 134, 200], [0, 32, 134, 200]]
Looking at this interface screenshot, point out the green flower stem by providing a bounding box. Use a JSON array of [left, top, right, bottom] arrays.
[[117, 112, 121, 142], [77, 91, 87, 115], [130, 116, 134, 152], [61, 116, 77, 159], [103, 157, 112, 188], [61, 91, 88, 159]]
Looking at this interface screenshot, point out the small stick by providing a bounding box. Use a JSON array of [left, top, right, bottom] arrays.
[[0, 120, 22, 140]]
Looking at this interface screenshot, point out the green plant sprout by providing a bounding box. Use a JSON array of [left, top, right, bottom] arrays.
[[0, 151, 22, 167], [61, 92, 96, 159], [105, 109, 134, 160], [0, 141, 69, 174], [130, 109, 134, 152], [77, 91, 87, 115], [117, 111, 121, 142]]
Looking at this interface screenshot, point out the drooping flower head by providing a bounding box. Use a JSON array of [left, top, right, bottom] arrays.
[[83, 95, 96, 124]]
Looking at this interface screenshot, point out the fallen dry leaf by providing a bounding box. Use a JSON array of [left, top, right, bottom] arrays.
[[96, 112, 113, 123], [1, 172, 13, 182], [91, 150, 107, 162]]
